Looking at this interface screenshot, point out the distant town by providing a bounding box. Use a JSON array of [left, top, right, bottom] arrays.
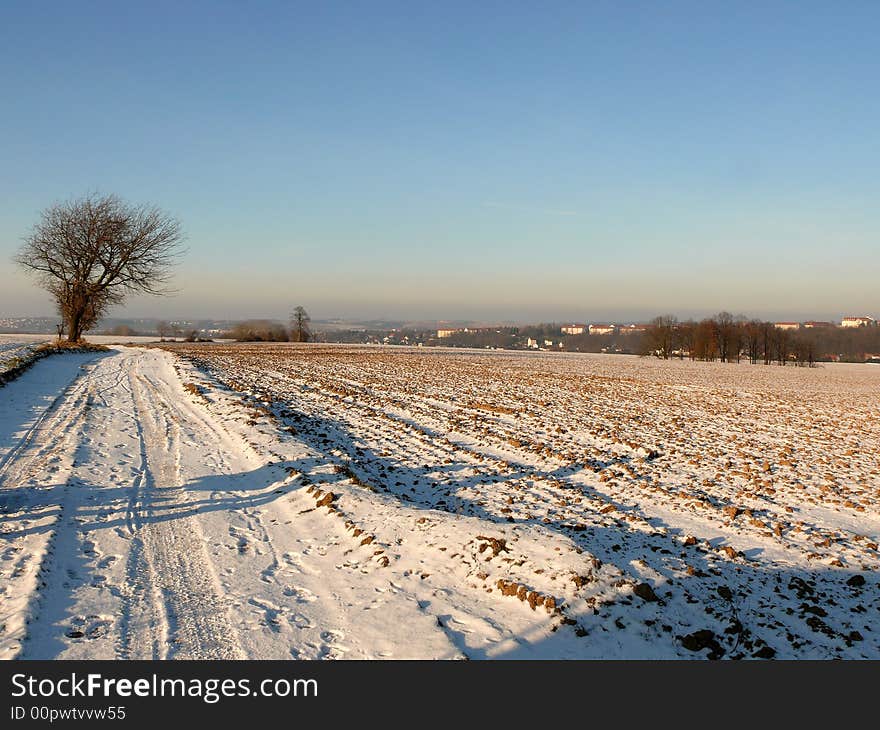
[[428, 316, 880, 363], [1, 312, 878, 363]]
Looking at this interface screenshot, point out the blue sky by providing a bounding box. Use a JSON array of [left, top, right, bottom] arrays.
[[1, 1, 878, 322]]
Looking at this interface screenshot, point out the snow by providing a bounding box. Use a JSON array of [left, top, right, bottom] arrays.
[[0, 334, 193, 347], [0, 341, 40, 375], [1, 344, 877, 659]]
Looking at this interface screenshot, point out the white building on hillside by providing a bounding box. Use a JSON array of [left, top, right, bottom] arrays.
[[841, 316, 876, 328], [589, 324, 617, 335], [619, 324, 648, 335], [561, 324, 586, 335]]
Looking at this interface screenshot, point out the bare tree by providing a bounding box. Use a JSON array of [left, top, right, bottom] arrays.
[[156, 321, 174, 340], [744, 320, 762, 364], [643, 315, 678, 359], [791, 335, 817, 367], [15, 193, 184, 342], [290, 306, 311, 343], [713, 312, 733, 362], [693, 318, 717, 361], [760, 321, 774, 365], [676, 319, 695, 359], [805, 337, 817, 368], [773, 327, 790, 365]]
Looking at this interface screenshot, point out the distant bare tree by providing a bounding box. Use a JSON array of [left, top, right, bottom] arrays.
[[760, 322, 774, 365], [791, 335, 817, 367], [15, 193, 184, 342], [157, 321, 174, 340], [713, 312, 734, 362], [693, 319, 718, 361], [805, 338, 816, 367], [744, 320, 762, 364], [290, 306, 311, 343], [676, 320, 695, 359], [731, 314, 746, 362], [773, 327, 790, 365], [644, 315, 677, 359]]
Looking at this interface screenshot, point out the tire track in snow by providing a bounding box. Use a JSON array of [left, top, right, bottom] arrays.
[[0, 361, 99, 659], [116, 364, 167, 660], [123, 355, 244, 659]]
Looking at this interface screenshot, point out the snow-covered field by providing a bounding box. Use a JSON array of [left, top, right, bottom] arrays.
[[1, 343, 877, 659], [0, 340, 40, 374], [0, 334, 175, 347]]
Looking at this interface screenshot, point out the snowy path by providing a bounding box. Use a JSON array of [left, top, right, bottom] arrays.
[[0, 348, 459, 659], [0, 349, 245, 658]]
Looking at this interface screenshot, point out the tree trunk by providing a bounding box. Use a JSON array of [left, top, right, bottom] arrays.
[[67, 309, 84, 342]]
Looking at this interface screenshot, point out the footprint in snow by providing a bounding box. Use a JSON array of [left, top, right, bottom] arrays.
[[289, 613, 314, 629], [282, 585, 317, 603], [280, 552, 318, 575], [249, 598, 286, 631], [320, 629, 345, 644], [320, 647, 348, 660], [66, 615, 113, 640]]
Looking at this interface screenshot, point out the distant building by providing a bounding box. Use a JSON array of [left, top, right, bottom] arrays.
[[840, 316, 876, 328], [589, 324, 617, 335], [560, 324, 586, 335], [774, 322, 801, 331], [618, 324, 648, 335], [803, 321, 833, 329], [437, 326, 501, 338], [526, 338, 538, 348]]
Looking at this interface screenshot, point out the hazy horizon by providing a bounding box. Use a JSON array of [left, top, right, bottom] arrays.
[[2, 2, 878, 323], [1, 302, 872, 328]]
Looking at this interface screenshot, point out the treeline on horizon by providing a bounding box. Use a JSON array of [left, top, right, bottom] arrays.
[[335, 316, 880, 364], [225, 307, 312, 343], [642, 313, 880, 365], [223, 314, 880, 363], [95, 313, 880, 364], [375, 319, 880, 363], [224, 320, 312, 343]]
